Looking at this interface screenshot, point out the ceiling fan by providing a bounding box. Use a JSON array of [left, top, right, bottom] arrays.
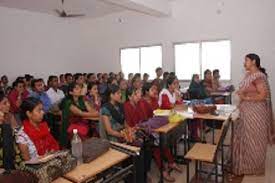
[[54, 0, 85, 18]]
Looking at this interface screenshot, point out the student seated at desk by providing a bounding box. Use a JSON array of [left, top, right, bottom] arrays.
[[142, 73, 149, 86], [86, 82, 101, 137], [60, 73, 73, 95], [119, 79, 128, 103], [212, 69, 235, 94], [74, 73, 87, 96], [99, 84, 126, 142], [29, 78, 52, 114], [123, 87, 153, 183], [46, 75, 65, 111], [86, 82, 101, 113], [131, 75, 142, 90], [201, 69, 214, 96], [212, 69, 221, 91], [158, 75, 182, 109], [8, 79, 29, 125], [17, 97, 59, 161], [24, 74, 34, 93], [123, 88, 145, 128], [152, 67, 164, 91], [127, 73, 134, 88], [60, 83, 98, 147], [189, 74, 208, 99], [46, 75, 65, 140], [140, 83, 182, 182], [0, 91, 24, 170]]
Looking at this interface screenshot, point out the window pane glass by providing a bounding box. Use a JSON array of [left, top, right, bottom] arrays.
[[120, 48, 140, 78], [175, 43, 200, 80], [201, 40, 231, 80], [140, 46, 162, 80]]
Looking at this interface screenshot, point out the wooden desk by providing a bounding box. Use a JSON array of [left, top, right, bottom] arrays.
[[193, 113, 229, 121], [64, 149, 129, 183], [110, 141, 140, 153], [210, 91, 231, 97], [211, 91, 232, 104], [154, 122, 183, 134], [52, 177, 73, 183], [153, 120, 188, 183]]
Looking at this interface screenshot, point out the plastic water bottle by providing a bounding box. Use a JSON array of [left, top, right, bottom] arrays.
[[71, 129, 83, 165]]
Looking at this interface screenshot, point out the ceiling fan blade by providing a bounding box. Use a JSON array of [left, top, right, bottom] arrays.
[[54, 9, 62, 15], [65, 14, 85, 17]]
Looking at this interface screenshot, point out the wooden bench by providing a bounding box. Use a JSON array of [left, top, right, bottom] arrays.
[[52, 177, 73, 183], [185, 119, 230, 183], [64, 149, 130, 183]]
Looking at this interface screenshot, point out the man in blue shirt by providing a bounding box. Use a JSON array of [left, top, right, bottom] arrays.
[[29, 78, 52, 113]]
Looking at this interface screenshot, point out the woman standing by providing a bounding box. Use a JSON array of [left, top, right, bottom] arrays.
[[233, 53, 274, 176]]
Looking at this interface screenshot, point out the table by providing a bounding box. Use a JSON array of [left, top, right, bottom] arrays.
[[153, 120, 188, 183], [210, 91, 232, 104], [110, 141, 140, 154], [64, 149, 130, 183], [153, 105, 236, 183]]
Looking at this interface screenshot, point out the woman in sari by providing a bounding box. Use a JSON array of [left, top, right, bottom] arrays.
[[233, 53, 274, 176]]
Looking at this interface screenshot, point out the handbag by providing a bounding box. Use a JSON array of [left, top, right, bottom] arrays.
[[23, 150, 77, 183], [82, 137, 110, 163]]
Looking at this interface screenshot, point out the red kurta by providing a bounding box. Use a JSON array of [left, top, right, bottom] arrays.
[[139, 97, 159, 119], [159, 94, 182, 110], [23, 120, 60, 156], [124, 101, 146, 127]]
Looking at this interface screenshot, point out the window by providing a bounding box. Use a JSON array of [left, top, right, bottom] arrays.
[[120, 45, 162, 80], [175, 40, 231, 80]]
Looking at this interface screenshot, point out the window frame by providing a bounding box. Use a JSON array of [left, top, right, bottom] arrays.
[[119, 44, 163, 79], [173, 39, 232, 82]]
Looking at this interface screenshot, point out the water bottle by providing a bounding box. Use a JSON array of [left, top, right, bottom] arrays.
[[71, 129, 83, 165]]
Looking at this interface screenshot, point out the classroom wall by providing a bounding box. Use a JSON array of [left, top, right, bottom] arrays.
[[0, 7, 88, 81], [0, 0, 275, 111]]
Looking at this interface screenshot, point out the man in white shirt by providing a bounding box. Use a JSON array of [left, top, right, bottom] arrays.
[[46, 75, 65, 110]]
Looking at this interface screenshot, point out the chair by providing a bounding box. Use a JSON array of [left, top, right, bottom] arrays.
[[185, 119, 231, 183]]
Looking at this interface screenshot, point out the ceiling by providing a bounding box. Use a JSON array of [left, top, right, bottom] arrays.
[[0, 0, 124, 18]]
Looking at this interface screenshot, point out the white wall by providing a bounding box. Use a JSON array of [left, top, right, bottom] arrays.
[[0, 7, 94, 81], [78, 0, 275, 108], [0, 0, 275, 111]]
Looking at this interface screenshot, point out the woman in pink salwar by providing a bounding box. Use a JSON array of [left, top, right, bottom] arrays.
[[232, 53, 274, 176]]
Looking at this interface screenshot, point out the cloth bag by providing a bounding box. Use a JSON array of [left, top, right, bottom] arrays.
[[23, 150, 77, 183]]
